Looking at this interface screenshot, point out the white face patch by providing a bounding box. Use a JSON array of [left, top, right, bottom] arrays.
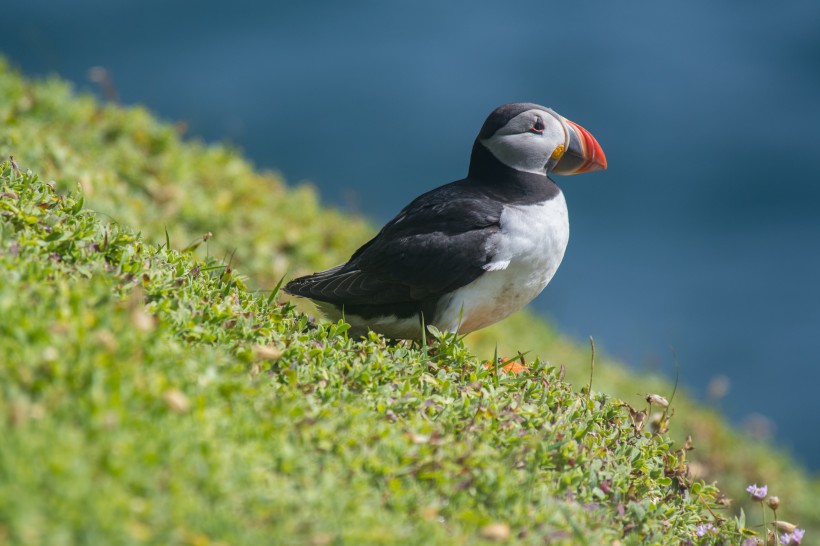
[[480, 109, 568, 175]]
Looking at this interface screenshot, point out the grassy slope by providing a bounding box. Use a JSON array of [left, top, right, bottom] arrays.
[[0, 58, 817, 543]]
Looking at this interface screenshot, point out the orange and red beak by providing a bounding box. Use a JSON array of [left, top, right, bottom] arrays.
[[552, 118, 607, 175]]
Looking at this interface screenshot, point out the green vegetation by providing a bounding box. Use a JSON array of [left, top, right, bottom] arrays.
[[1, 57, 818, 544]]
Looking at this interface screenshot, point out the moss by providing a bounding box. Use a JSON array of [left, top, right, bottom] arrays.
[[1, 57, 817, 544]]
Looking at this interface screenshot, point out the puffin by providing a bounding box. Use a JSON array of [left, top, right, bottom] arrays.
[[284, 102, 606, 339]]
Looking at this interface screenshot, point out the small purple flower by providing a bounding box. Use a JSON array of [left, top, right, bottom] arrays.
[[746, 483, 768, 501], [695, 523, 714, 537], [783, 528, 806, 545]]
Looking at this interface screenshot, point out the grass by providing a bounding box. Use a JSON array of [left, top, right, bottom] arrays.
[[1, 57, 818, 544], [0, 162, 737, 544]]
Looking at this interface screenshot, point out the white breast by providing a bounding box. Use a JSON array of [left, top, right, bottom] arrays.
[[433, 192, 570, 333]]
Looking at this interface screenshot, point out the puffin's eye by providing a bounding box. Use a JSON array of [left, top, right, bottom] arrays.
[[529, 116, 545, 134]]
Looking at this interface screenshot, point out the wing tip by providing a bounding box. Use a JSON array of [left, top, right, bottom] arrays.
[[282, 263, 349, 297], [282, 275, 314, 298]]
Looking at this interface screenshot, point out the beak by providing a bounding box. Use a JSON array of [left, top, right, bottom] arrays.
[[551, 118, 607, 175]]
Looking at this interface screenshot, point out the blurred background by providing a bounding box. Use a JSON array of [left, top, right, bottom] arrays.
[[3, 0, 819, 469]]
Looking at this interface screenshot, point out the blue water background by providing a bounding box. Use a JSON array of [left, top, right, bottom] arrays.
[[4, 1, 820, 469]]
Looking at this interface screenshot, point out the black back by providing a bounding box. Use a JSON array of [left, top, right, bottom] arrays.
[[283, 104, 560, 320]]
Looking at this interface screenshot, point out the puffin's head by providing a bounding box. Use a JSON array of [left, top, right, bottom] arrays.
[[477, 102, 607, 176]]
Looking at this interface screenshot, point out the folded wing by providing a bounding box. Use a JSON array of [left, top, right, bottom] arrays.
[[284, 182, 502, 314]]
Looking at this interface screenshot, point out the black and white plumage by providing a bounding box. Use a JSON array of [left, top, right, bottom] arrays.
[[284, 102, 606, 339]]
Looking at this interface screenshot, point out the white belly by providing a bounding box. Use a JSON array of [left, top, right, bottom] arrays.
[[433, 192, 570, 333]]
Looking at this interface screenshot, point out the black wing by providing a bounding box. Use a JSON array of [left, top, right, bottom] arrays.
[[284, 180, 501, 314]]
